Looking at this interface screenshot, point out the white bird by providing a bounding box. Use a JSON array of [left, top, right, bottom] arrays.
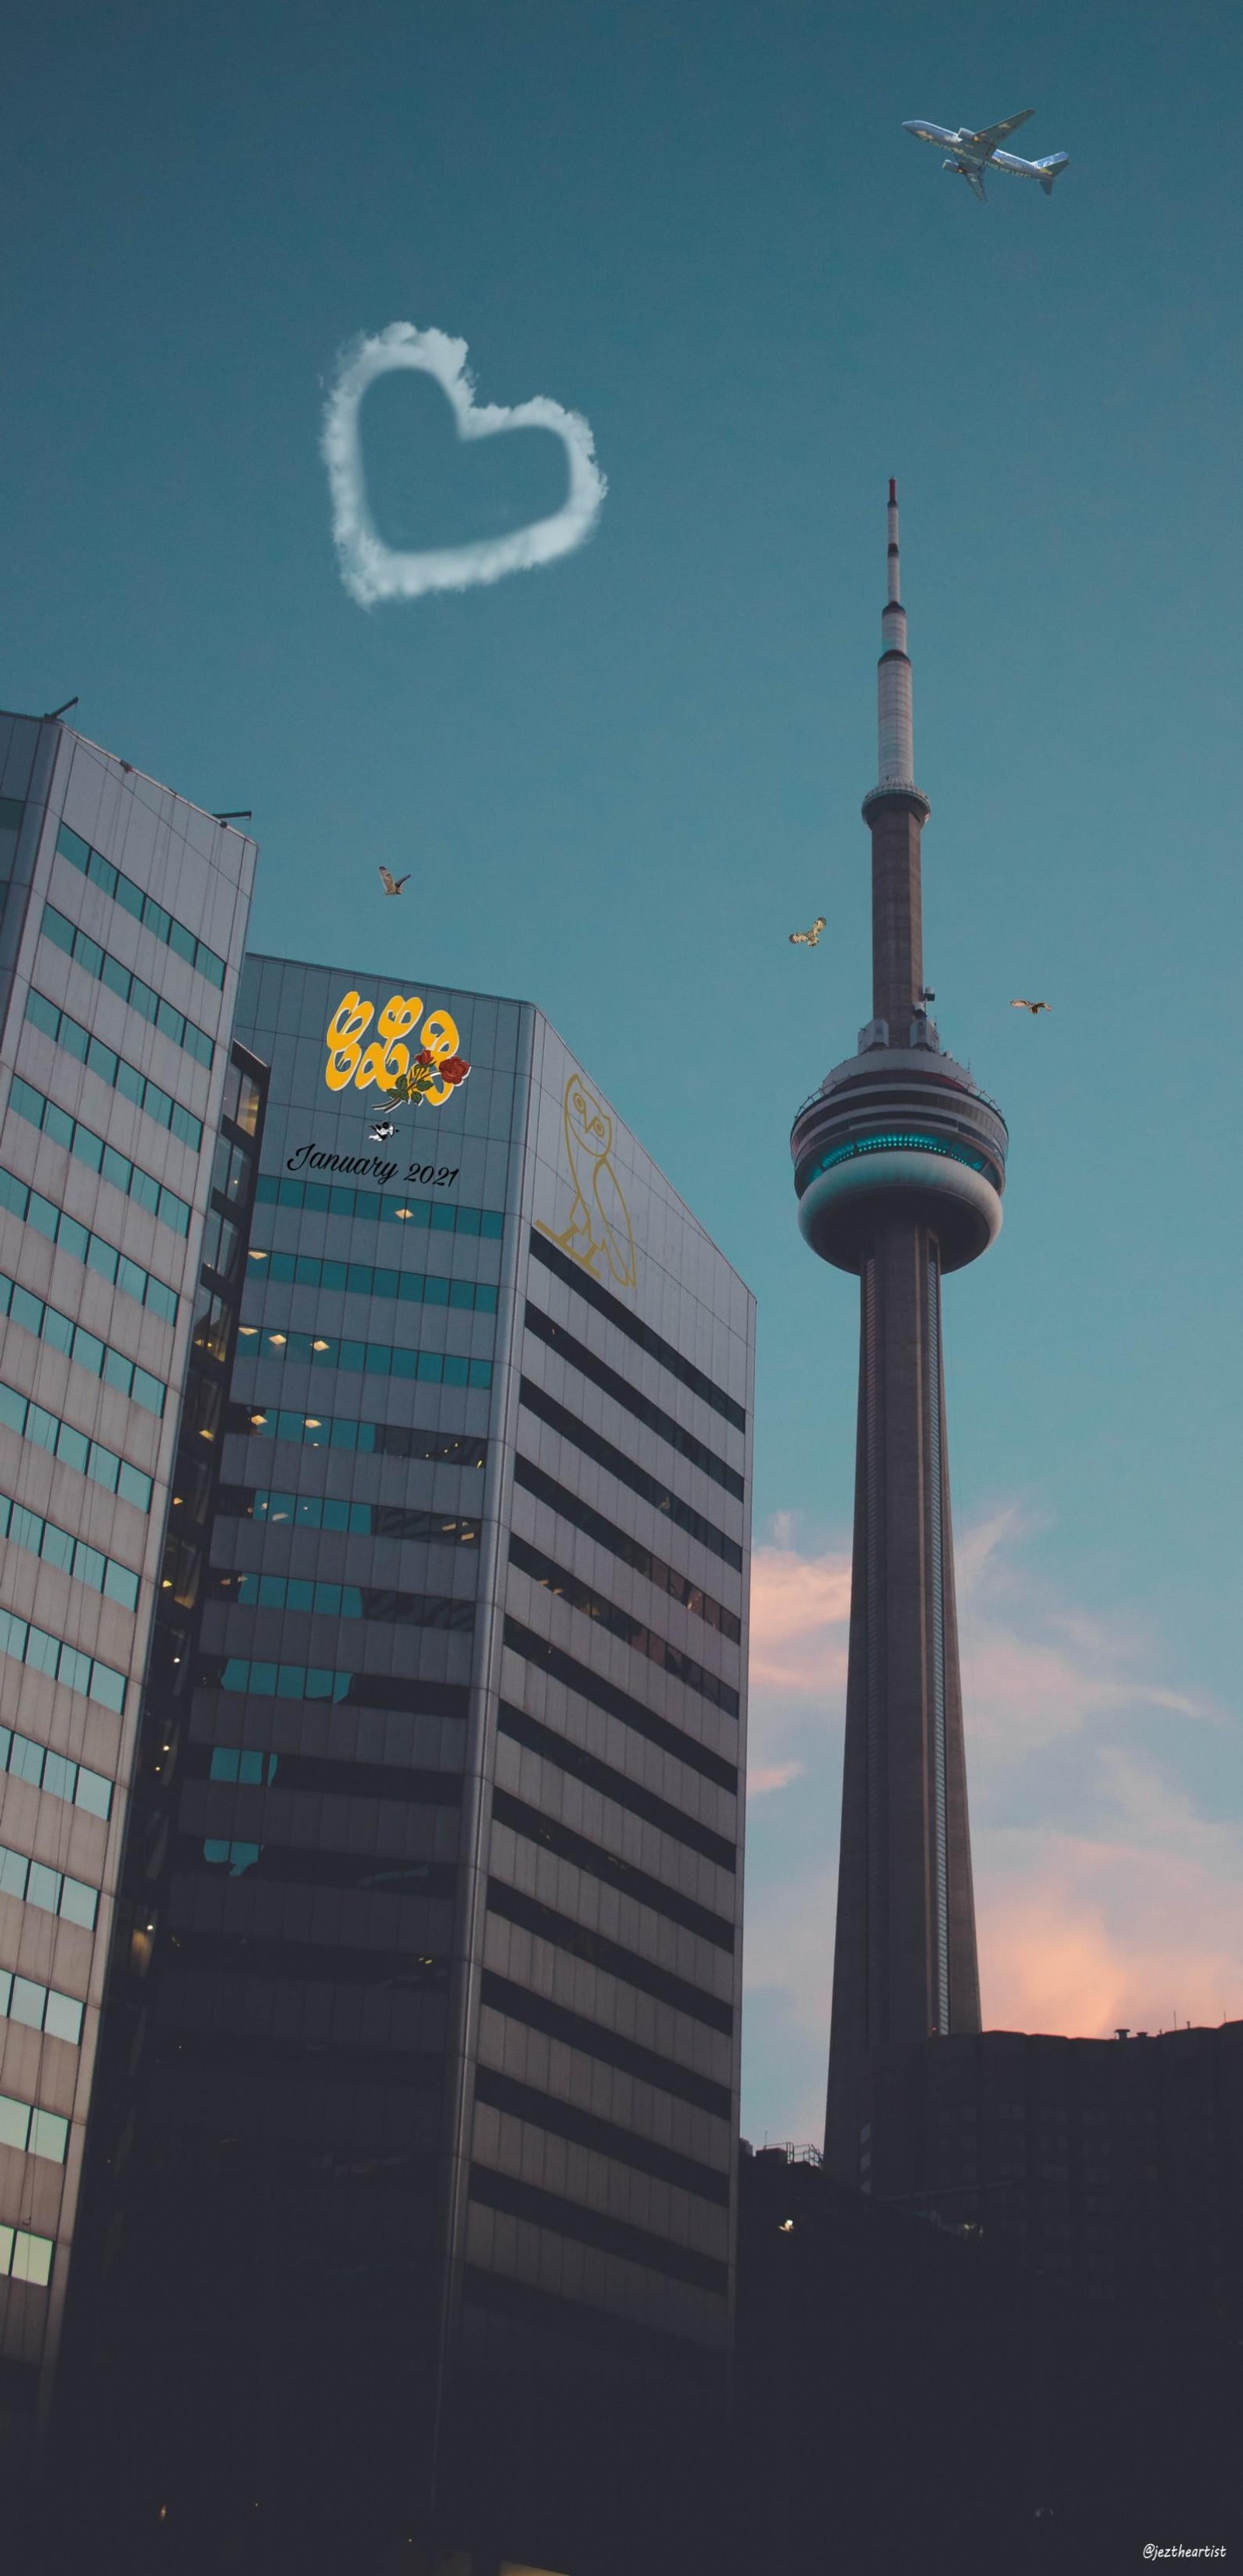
[[378, 867, 411, 896], [368, 1121, 398, 1142], [789, 916, 827, 948], [1011, 997, 1050, 1015]]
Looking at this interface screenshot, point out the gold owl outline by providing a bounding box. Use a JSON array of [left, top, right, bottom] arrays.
[[535, 1071, 636, 1290]]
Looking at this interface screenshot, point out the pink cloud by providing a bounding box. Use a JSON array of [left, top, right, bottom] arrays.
[[747, 1542, 851, 1694]]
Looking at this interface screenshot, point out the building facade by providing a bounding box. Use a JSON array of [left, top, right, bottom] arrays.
[[0, 708, 256, 2463], [70, 951, 754, 2573], [789, 490, 1008, 2182]]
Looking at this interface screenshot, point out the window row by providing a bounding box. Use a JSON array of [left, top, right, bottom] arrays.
[[55, 820, 227, 987], [228, 1404, 487, 1467], [474, 2065, 729, 2209], [525, 1304, 744, 1504], [256, 1171, 502, 1236], [510, 1533, 740, 1719], [9, 1077, 191, 1238], [513, 1453, 740, 1641], [222, 1487, 480, 1544], [180, 1836, 454, 1894], [1, 1721, 113, 1822], [468, 2160, 728, 2298], [490, 1786, 733, 1955], [242, 1335, 493, 1389], [211, 1568, 475, 1629], [479, 1967, 731, 2120], [0, 2090, 68, 2165], [26, 989, 203, 1150], [41, 902, 214, 1067], [0, 1378, 153, 1512], [242, 1248, 497, 1312], [0, 1604, 126, 1718], [0, 1162, 178, 1325], [0, 1966, 84, 2046], [486, 1872, 733, 2035], [518, 1379, 742, 1574], [503, 1617, 737, 1793], [0, 2224, 53, 2289], [529, 1227, 746, 1432], [198, 1655, 469, 1721], [193, 1743, 461, 1804], [496, 1700, 735, 1871], [0, 1266, 166, 1416], [0, 1489, 139, 1615], [0, 1839, 98, 1928]]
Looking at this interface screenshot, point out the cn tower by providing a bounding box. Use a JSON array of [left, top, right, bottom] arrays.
[[791, 484, 1009, 2182]]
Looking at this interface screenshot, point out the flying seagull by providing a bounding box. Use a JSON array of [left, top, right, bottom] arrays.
[[1011, 997, 1050, 1015], [368, 1121, 399, 1142], [378, 867, 411, 896], [789, 916, 827, 948]]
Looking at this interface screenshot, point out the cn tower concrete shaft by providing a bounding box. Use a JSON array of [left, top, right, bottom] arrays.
[[789, 484, 1007, 2185]]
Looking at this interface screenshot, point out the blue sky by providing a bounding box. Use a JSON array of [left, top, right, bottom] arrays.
[[7, 0, 1242, 2139]]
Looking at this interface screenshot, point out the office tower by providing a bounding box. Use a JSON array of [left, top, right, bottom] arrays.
[[0, 708, 255, 2458], [75, 952, 754, 2574], [789, 489, 1009, 2182]]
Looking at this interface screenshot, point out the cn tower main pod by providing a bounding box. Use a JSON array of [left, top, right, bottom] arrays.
[[791, 484, 1008, 2183]]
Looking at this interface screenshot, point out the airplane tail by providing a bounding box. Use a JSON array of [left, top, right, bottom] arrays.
[[1036, 152, 1070, 194]]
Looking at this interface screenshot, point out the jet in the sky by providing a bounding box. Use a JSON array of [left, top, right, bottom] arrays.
[[902, 110, 1070, 203]]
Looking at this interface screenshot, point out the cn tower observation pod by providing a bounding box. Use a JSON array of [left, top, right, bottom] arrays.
[[791, 1035, 1008, 1276]]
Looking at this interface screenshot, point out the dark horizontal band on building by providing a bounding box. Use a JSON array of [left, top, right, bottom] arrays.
[[459, 2262, 728, 2390], [174, 1836, 458, 1897], [0, 1161, 179, 1327], [517, 1379, 741, 1572], [486, 1873, 733, 2032], [215, 1488, 480, 1547], [255, 1171, 503, 1238], [162, 1927, 450, 1989], [225, 1403, 487, 1471], [490, 1788, 734, 1952], [479, 1969, 732, 2118], [503, 1617, 737, 1793], [239, 1249, 497, 1311], [513, 1453, 740, 1639], [197, 1658, 470, 1719], [151, 2024, 444, 2090], [473, 2064, 729, 2205], [496, 1701, 735, 1872], [468, 2160, 728, 2296], [185, 1740, 465, 1804], [510, 1534, 738, 1718], [528, 1228, 747, 1432], [524, 1304, 744, 1502], [209, 1568, 475, 1629]]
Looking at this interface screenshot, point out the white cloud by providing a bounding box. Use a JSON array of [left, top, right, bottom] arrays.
[[322, 322, 608, 606]]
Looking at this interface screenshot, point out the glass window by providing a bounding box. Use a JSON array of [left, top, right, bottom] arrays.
[[75, 1768, 112, 1819], [9, 1737, 44, 1788], [103, 1559, 138, 1610], [42, 1751, 76, 1802], [29, 2108, 68, 2163], [11, 2232, 53, 2285], [57, 1423, 90, 1474], [117, 1461, 151, 1510], [59, 1876, 97, 1929], [44, 1991, 83, 2045], [10, 1979, 44, 2031], [0, 2098, 30, 2152], [26, 1864, 61, 1914]]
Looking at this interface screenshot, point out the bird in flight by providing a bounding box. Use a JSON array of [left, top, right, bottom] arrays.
[[368, 1121, 399, 1142], [1011, 997, 1051, 1015], [378, 867, 410, 896], [789, 917, 827, 948]]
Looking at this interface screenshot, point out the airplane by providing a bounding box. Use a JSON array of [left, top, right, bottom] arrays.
[[902, 110, 1070, 203]]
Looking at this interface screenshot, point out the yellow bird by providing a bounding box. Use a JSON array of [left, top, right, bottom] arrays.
[[1011, 997, 1050, 1015], [789, 916, 827, 948]]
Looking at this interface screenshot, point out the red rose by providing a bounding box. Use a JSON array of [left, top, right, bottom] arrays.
[[437, 1056, 471, 1086], [413, 1048, 437, 1067]]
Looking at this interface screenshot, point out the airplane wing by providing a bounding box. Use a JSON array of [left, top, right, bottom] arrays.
[[963, 166, 987, 201], [967, 109, 1034, 151]]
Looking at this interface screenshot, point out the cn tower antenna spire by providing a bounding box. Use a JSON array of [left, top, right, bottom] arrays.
[[877, 476, 914, 792]]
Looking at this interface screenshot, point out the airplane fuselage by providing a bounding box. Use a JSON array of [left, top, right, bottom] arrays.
[[903, 114, 1070, 199]]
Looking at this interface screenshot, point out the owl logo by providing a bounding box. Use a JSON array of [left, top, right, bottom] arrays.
[[536, 1072, 636, 1290]]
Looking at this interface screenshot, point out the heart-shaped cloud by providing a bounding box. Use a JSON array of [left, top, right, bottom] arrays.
[[322, 322, 607, 605]]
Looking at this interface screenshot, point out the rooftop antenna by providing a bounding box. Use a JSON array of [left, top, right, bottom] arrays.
[[43, 697, 78, 721]]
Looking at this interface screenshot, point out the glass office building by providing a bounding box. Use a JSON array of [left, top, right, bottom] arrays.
[[0, 709, 256, 2471], [68, 950, 754, 2574]]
